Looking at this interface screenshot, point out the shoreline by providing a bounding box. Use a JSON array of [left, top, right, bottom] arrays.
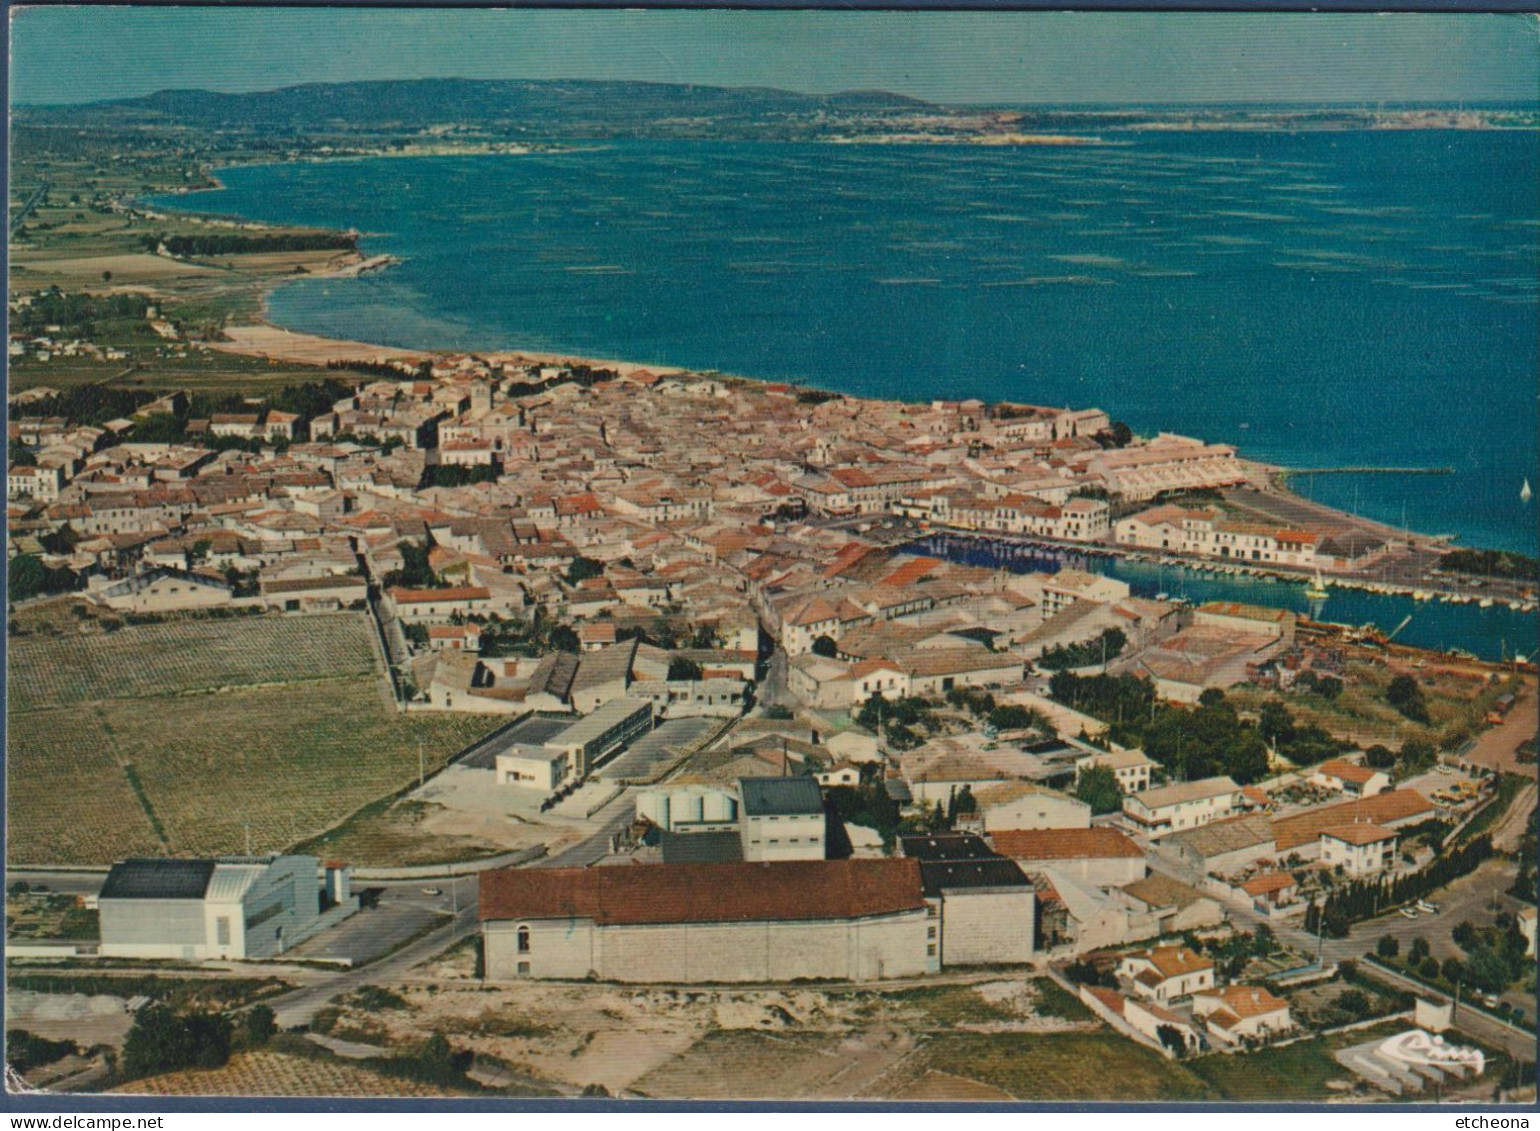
[[203, 315, 1512, 576], [148, 156, 1536, 567]]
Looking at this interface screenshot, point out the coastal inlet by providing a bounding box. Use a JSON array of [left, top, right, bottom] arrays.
[[908, 535, 1540, 663]]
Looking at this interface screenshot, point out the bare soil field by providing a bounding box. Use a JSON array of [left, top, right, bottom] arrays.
[[307, 974, 1111, 1100]]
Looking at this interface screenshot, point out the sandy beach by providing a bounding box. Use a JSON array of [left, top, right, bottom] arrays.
[[210, 320, 688, 378]]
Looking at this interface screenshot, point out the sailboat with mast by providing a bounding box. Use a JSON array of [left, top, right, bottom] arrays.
[[1522, 478, 1533, 504], [1305, 568, 1330, 601]]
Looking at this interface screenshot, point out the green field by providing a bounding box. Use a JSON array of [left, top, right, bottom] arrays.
[[905, 1030, 1216, 1101], [6, 615, 503, 864], [1185, 1020, 1506, 1102]]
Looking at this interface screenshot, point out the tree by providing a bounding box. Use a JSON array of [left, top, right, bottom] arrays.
[[1364, 744, 1397, 770], [1335, 989, 1371, 1020], [1408, 936, 1431, 964], [1259, 701, 1296, 747], [547, 625, 580, 654], [1464, 947, 1513, 994], [1376, 934, 1399, 959], [240, 1005, 276, 1049], [121, 1005, 232, 1080], [8, 554, 47, 600], [1386, 674, 1431, 724], [1075, 765, 1123, 816], [1155, 1024, 1188, 1055], [1398, 738, 1437, 776], [189, 538, 213, 565], [564, 556, 604, 585], [987, 704, 1040, 732], [811, 635, 838, 658], [667, 657, 703, 681]]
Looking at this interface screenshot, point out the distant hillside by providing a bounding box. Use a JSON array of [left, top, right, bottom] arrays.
[[16, 78, 944, 137]]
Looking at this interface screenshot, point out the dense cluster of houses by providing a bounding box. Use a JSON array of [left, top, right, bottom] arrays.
[[10, 350, 1499, 1075]]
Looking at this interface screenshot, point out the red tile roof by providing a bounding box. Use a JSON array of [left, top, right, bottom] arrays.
[[1272, 789, 1431, 851], [1316, 758, 1380, 787], [990, 827, 1145, 861], [480, 859, 925, 926], [1239, 871, 1296, 897], [388, 585, 491, 604]]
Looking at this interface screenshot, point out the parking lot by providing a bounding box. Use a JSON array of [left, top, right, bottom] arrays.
[[285, 878, 472, 966]]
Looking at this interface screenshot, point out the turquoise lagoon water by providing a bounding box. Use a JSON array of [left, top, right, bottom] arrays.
[[148, 131, 1538, 654], [907, 535, 1535, 662]]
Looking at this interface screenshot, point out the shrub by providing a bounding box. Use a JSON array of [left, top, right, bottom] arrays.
[[120, 1005, 232, 1080], [6, 1029, 76, 1073]]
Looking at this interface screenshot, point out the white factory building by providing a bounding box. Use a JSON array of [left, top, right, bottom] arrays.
[[494, 698, 654, 794], [97, 856, 356, 961]]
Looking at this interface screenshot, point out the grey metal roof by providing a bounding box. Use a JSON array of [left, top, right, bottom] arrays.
[[659, 830, 744, 866], [739, 775, 825, 816], [920, 859, 1031, 897], [100, 859, 216, 900]]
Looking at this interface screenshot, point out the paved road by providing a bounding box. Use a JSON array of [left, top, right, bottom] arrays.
[[759, 648, 790, 710], [270, 892, 480, 1029], [1468, 682, 1539, 777]]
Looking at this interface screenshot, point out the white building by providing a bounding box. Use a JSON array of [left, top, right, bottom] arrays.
[[1320, 824, 1398, 876], [739, 776, 826, 862], [97, 856, 355, 960], [1117, 945, 1216, 1004], [1310, 758, 1392, 799], [1075, 748, 1156, 794], [494, 698, 654, 794], [1122, 776, 1241, 840], [635, 781, 741, 834], [1192, 985, 1295, 1046], [480, 859, 929, 983]]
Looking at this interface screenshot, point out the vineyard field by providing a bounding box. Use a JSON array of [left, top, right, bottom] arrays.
[[7, 615, 504, 864], [7, 614, 378, 712], [112, 1050, 467, 1097]]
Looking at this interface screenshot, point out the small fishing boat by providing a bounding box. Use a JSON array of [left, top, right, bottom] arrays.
[[1523, 478, 1533, 503]]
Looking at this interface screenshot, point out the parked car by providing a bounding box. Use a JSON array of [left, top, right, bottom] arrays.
[[1417, 900, 1439, 914], [1399, 907, 1418, 919], [421, 887, 443, 897]]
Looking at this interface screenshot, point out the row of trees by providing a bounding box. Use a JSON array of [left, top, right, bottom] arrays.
[[1305, 835, 1495, 938], [143, 231, 356, 257], [11, 288, 153, 338], [1047, 673, 1355, 786], [1037, 627, 1127, 672]]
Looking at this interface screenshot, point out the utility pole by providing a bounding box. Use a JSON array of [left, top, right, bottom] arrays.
[[418, 738, 425, 789]]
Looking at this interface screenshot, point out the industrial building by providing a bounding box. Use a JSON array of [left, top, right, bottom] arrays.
[[493, 698, 653, 794], [738, 775, 827, 862], [97, 856, 356, 961], [480, 859, 930, 983]]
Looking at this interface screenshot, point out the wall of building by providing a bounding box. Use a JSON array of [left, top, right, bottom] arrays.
[[484, 911, 928, 983], [986, 794, 1091, 831], [938, 888, 1036, 967], [99, 899, 207, 959], [741, 813, 826, 862]]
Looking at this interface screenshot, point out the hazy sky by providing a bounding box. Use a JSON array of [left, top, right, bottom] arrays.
[[10, 8, 1539, 106]]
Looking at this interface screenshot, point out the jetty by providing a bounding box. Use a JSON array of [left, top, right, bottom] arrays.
[[1279, 466, 1454, 477]]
